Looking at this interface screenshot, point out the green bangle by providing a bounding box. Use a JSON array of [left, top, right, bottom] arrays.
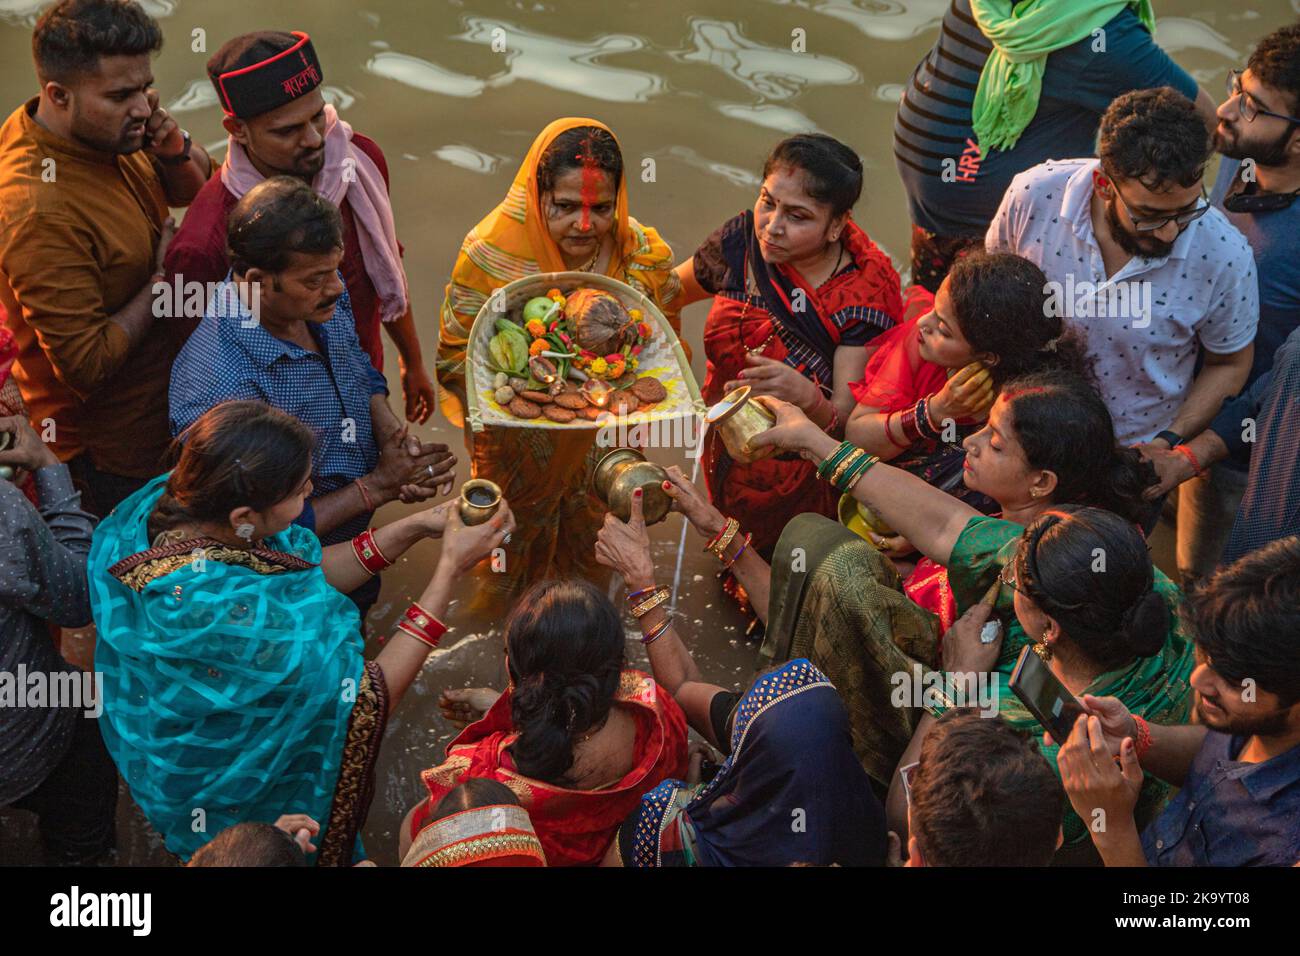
[[817, 441, 856, 480], [837, 453, 879, 492]]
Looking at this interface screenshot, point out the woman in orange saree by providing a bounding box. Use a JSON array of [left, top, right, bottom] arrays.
[[434, 118, 683, 604], [406, 580, 688, 867]]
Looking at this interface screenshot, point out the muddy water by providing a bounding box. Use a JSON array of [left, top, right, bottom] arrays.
[[0, 0, 1289, 865]]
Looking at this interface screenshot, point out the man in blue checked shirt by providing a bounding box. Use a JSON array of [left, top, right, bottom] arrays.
[[169, 176, 456, 611]]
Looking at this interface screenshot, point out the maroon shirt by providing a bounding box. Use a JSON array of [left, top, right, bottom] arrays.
[[164, 132, 395, 369]]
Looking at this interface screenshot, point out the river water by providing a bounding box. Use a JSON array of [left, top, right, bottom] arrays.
[[0, 0, 1291, 865]]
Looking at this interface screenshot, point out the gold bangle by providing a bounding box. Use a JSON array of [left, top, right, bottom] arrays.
[[631, 586, 670, 619], [830, 449, 863, 488], [709, 517, 741, 558]]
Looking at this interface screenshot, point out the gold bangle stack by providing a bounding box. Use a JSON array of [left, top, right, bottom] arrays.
[[707, 517, 741, 560], [631, 586, 670, 619]]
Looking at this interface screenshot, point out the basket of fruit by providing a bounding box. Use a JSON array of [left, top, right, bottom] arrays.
[[464, 271, 704, 433]]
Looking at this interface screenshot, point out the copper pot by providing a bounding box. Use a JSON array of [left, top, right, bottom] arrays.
[[591, 448, 672, 524], [705, 385, 776, 464], [459, 479, 502, 526]]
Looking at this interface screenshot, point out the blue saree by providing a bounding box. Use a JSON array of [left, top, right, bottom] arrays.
[[623, 659, 887, 867], [89, 474, 384, 864]]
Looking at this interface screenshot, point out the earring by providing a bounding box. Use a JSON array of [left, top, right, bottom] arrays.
[[235, 522, 255, 542], [1033, 640, 1053, 662]]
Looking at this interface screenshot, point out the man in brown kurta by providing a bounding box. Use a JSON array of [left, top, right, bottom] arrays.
[[0, 0, 211, 515]]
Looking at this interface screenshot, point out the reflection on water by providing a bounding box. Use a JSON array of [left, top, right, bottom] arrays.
[[1155, 17, 1241, 60], [662, 144, 762, 189], [766, 0, 950, 42], [431, 142, 508, 174], [716, 101, 823, 134], [365, 50, 489, 97], [0, 0, 1287, 866], [457, 16, 663, 102], [675, 18, 860, 99]]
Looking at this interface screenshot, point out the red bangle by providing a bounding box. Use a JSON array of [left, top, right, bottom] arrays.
[[396, 602, 447, 648], [883, 411, 910, 449], [725, 532, 753, 568], [1173, 444, 1203, 477], [355, 478, 375, 512], [897, 406, 922, 443], [351, 528, 392, 576], [1132, 715, 1152, 760]]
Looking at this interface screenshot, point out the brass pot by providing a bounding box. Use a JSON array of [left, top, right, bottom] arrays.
[[591, 448, 672, 524], [459, 479, 502, 526], [705, 385, 776, 464]]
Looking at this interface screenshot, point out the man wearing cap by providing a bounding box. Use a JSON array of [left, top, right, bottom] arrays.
[[0, 0, 212, 515], [164, 30, 436, 424]]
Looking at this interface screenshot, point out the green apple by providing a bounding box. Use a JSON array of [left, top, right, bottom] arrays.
[[523, 296, 558, 324]]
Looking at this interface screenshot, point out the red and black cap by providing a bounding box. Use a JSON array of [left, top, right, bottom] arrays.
[[207, 30, 323, 118]]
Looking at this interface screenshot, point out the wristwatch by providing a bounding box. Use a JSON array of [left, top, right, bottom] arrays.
[[1154, 429, 1183, 449], [161, 129, 193, 166]]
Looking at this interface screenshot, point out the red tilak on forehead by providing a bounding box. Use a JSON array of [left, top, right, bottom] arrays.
[[1003, 385, 1050, 400], [577, 136, 601, 232]]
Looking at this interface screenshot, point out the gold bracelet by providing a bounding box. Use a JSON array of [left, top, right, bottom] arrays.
[[631, 586, 670, 619], [830, 448, 864, 488], [709, 517, 741, 558]]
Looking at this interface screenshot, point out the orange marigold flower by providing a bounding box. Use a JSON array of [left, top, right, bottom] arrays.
[[525, 319, 546, 338], [529, 338, 548, 357]]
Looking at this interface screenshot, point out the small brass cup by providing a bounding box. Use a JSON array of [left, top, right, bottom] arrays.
[[592, 448, 672, 525], [459, 479, 502, 526], [705, 385, 776, 464]]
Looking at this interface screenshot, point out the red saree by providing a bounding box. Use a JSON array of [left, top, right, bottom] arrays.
[[697, 213, 902, 556], [414, 669, 688, 867]]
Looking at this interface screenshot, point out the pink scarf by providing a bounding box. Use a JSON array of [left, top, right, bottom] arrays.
[[220, 104, 408, 322]]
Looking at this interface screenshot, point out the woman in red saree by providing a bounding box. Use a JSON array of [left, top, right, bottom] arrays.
[[675, 134, 902, 561], [405, 579, 687, 867]]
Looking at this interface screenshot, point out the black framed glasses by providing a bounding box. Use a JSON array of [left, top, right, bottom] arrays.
[[1226, 70, 1300, 126], [998, 560, 1022, 594], [1112, 182, 1211, 233]]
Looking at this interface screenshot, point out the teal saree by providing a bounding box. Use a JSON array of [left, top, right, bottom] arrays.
[[89, 474, 387, 864]]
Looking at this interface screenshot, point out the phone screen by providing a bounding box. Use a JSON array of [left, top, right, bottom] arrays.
[[1009, 646, 1086, 742]]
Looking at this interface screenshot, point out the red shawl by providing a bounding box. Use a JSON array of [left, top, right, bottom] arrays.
[[847, 314, 948, 412], [701, 218, 902, 555], [414, 669, 688, 867]]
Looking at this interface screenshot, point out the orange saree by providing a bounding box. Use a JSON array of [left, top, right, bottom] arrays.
[[434, 118, 684, 605]]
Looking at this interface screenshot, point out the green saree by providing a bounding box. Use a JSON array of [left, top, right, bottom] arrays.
[[762, 513, 1194, 847]]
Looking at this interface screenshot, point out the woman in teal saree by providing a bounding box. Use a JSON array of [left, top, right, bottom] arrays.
[[89, 402, 513, 864]]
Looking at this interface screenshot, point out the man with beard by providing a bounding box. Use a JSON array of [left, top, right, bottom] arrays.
[[163, 30, 436, 425], [1055, 536, 1300, 867], [0, 0, 212, 515], [1141, 24, 1300, 583], [987, 88, 1257, 530], [169, 177, 455, 614]]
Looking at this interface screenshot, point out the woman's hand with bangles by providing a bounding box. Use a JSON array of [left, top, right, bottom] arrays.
[[927, 361, 994, 427], [594, 488, 656, 587], [661, 465, 725, 540], [436, 500, 515, 574]]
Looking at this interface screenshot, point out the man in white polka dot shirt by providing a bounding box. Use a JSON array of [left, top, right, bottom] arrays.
[[986, 89, 1257, 471]]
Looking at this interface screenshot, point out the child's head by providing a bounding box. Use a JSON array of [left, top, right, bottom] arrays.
[[918, 252, 1089, 387], [187, 822, 307, 867]]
